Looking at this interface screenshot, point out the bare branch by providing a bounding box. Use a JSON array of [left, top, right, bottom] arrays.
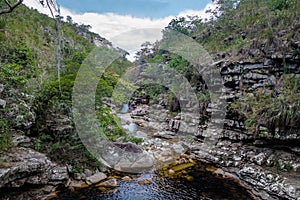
[[0, 0, 23, 15], [45, 0, 55, 18]]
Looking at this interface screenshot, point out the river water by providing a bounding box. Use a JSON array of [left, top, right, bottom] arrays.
[[55, 162, 255, 200]]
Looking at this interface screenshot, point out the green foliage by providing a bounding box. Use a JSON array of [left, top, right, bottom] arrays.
[[96, 105, 127, 141], [268, 0, 290, 11], [166, 17, 190, 35], [0, 3, 129, 171], [70, 164, 84, 174], [147, 54, 164, 63], [0, 120, 12, 153], [33, 138, 42, 151], [231, 75, 300, 135], [213, 0, 240, 12], [184, 0, 300, 57], [167, 55, 189, 74], [0, 39, 37, 86], [124, 136, 143, 144]]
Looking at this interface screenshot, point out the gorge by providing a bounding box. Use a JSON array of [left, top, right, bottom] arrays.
[[0, 0, 299, 199]]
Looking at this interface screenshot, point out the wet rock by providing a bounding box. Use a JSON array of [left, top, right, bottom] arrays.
[[121, 176, 132, 181], [86, 172, 107, 185], [96, 178, 118, 188], [66, 180, 88, 189], [138, 178, 153, 186]]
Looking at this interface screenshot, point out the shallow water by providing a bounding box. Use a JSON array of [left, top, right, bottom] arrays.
[[120, 104, 129, 113], [55, 163, 255, 200]]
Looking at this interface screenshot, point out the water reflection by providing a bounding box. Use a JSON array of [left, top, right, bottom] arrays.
[[55, 163, 255, 200]]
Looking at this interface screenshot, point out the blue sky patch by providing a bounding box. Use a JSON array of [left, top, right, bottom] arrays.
[[58, 0, 211, 18]]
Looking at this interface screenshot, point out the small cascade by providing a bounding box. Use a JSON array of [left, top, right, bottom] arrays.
[[121, 103, 129, 113], [123, 123, 137, 133]]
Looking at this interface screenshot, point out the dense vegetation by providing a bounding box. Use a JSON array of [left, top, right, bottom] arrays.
[[136, 0, 300, 136], [0, 4, 137, 171]]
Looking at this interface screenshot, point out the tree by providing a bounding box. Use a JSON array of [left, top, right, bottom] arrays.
[[0, 0, 64, 97], [0, 0, 59, 17], [66, 15, 73, 24], [0, 0, 23, 15], [211, 0, 240, 17]]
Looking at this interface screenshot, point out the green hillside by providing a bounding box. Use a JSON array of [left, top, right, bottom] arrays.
[[138, 0, 300, 136], [0, 4, 133, 170]]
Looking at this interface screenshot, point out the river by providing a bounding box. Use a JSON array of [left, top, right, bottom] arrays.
[[54, 162, 255, 200]]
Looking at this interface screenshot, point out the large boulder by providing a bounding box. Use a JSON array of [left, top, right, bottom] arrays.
[[0, 147, 68, 188]]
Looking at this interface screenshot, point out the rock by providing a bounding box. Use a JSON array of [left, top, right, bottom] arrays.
[[172, 143, 186, 155], [113, 142, 143, 153], [98, 141, 154, 173], [84, 169, 93, 177], [121, 176, 132, 181], [239, 166, 299, 199], [168, 119, 180, 132], [0, 147, 68, 188], [251, 153, 266, 166], [131, 107, 148, 116], [0, 99, 6, 108], [0, 84, 4, 93], [153, 131, 176, 139], [46, 114, 73, 135], [134, 131, 148, 139], [86, 172, 107, 185], [278, 30, 287, 37], [293, 163, 300, 173], [73, 173, 84, 181], [168, 169, 175, 175], [96, 178, 118, 188], [66, 180, 88, 189], [49, 166, 68, 182], [138, 178, 153, 186], [11, 134, 31, 147]]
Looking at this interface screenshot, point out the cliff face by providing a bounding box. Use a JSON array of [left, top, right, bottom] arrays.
[[134, 1, 300, 199], [189, 2, 300, 199], [197, 59, 300, 200]]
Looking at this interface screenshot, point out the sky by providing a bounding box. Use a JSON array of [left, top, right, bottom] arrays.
[[24, 0, 215, 60]]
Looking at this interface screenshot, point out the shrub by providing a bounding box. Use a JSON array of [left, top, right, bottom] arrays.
[[231, 75, 300, 135]]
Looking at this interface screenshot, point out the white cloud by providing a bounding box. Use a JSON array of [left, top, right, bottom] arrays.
[[23, 0, 215, 61]]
